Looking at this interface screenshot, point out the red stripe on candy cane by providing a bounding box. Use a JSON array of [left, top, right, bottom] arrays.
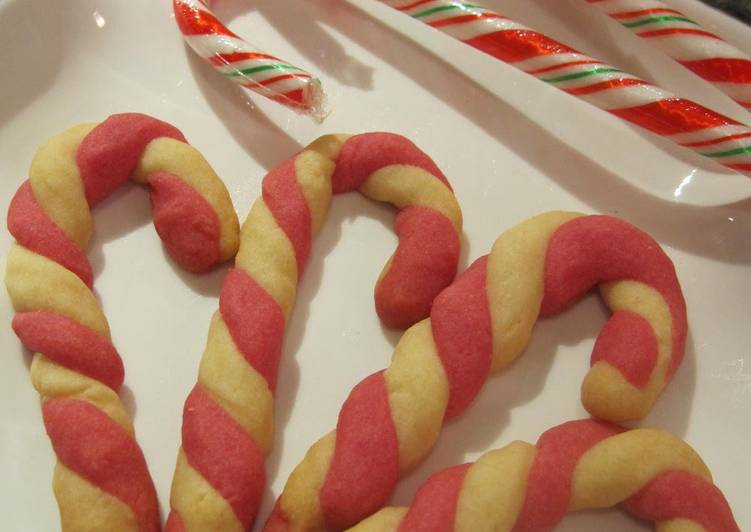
[[181, 386, 266, 528], [220, 268, 286, 393], [526, 59, 602, 75], [466, 29, 579, 63], [8, 182, 94, 287], [610, 7, 682, 20], [44, 399, 161, 532], [395, 0, 438, 12], [679, 58, 751, 84], [624, 471, 740, 532], [637, 28, 720, 39], [564, 77, 651, 96], [320, 372, 401, 530], [512, 420, 623, 530], [609, 99, 740, 136], [397, 465, 471, 532], [681, 132, 751, 148], [173, 1, 238, 38]]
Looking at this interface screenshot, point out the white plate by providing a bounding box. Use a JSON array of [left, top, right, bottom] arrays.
[[0, 0, 749, 530]]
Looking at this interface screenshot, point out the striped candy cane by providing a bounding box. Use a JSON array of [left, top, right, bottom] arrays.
[[264, 211, 688, 531], [5, 113, 240, 532], [166, 132, 462, 532], [380, 0, 751, 175], [585, 0, 751, 111], [173, 0, 325, 120], [351, 419, 739, 532]]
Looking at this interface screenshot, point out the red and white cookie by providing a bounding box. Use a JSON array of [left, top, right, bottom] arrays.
[[5, 113, 239, 531], [265, 211, 687, 531], [351, 419, 739, 531], [165, 132, 463, 531]]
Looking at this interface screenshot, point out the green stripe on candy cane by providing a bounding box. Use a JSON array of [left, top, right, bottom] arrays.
[[225, 64, 307, 77], [621, 15, 697, 28], [412, 3, 483, 19], [701, 145, 751, 158], [541, 67, 622, 84]]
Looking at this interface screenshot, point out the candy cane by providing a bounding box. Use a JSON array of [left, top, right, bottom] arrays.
[[379, 0, 751, 175], [351, 419, 739, 532], [264, 211, 687, 531], [5, 113, 240, 531], [173, 0, 326, 120], [585, 0, 751, 111], [165, 133, 462, 531]]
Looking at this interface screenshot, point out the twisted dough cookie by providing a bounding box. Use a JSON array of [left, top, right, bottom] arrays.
[[165, 133, 462, 531], [350, 419, 738, 532], [265, 211, 687, 531], [4, 113, 239, 532]]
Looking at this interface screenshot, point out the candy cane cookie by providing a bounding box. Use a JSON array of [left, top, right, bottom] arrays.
[[264, 211, 686, 532], [4, 113, 239, 531], [165, 132, 462, 532], [350, 419, 739, 532]]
